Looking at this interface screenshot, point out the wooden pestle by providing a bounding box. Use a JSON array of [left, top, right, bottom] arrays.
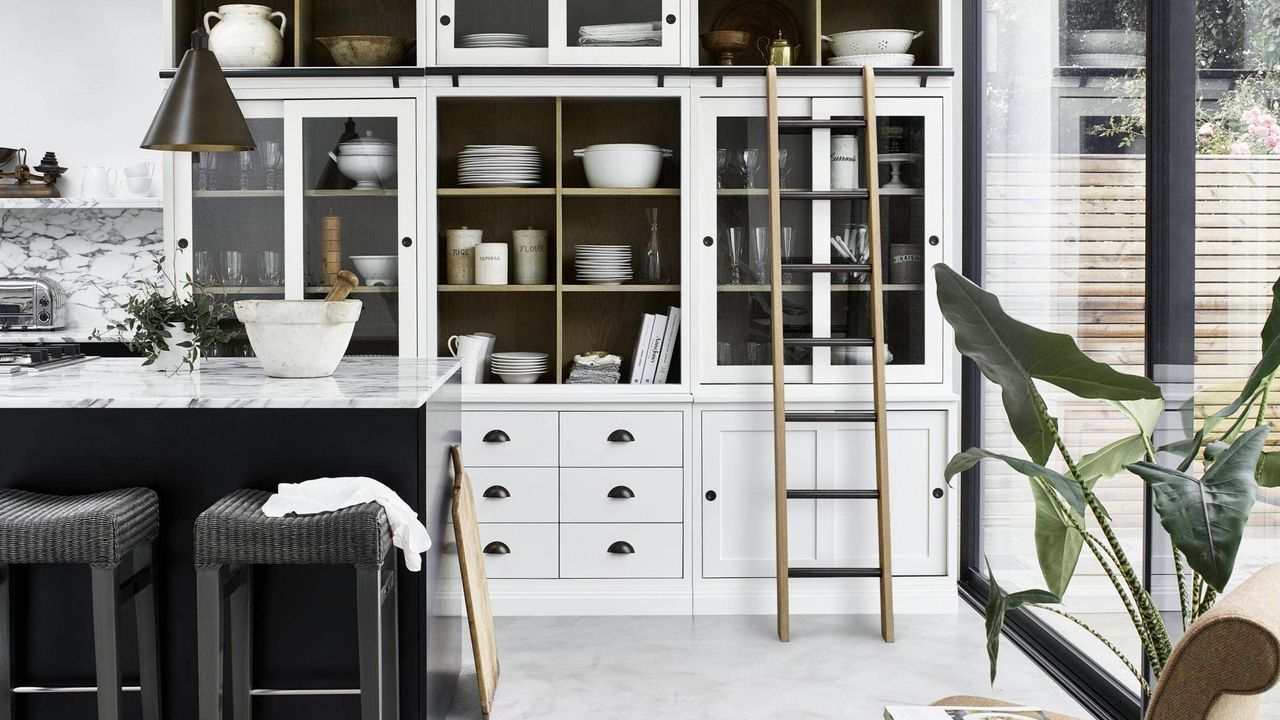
[[325, 269, 360, 301]]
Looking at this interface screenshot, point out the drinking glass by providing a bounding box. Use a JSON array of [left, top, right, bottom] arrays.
[[193, 251, 213, 285], [197, 154, 219, 192], [716, 148, 729, 189], [778, 148, 792, 188], [738, 148, 762, 190], [746, 341, 769, 365], [258, 250, 283, 286], [237, 152, 256, 191], [780, 227, 797, 284], [717, 341, 735, 366], [223, 250, 245, 287], [258, 141, 283, 191], [750, 226, 769, 282], [724, 227, 746, 285]]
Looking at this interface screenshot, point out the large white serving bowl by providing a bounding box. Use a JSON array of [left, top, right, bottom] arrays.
[[824, 29, 922, 57], [573, 144, 673, 189], [351, 255, 398, 286], [1069, 30, 1144, 55], [329, 150, 397, 190], [234, 299, 361, 378]]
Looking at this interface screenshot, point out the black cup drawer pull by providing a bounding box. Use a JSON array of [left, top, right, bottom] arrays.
[[483, 429, 510, 443], [607, 429, 635, 443], [607, 485, 636, 499], [483, 485, 511, 499], [483, 541, 510, 555], [607, 541, 635, 555]]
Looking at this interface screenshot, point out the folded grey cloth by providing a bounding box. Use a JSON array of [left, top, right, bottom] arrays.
[[567, 358, 622, 384]]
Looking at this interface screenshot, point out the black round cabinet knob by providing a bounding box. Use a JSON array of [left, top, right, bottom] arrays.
[[932, 488, 945, 499]]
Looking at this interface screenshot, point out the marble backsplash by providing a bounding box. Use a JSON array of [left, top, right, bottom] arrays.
[[0, 208, 164, 338]]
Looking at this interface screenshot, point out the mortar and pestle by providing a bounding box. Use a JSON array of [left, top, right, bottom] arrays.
[[234, 270, 363, 378]]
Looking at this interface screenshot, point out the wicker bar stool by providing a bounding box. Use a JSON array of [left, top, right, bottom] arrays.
[[193, 489, 399, 720], [0, 487, 162, 720]]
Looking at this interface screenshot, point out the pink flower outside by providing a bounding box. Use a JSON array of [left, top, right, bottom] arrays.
[[1231, 141, 1252, 155]]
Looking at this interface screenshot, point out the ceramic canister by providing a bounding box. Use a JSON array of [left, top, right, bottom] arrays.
[[446, 227, 483, 284], [889, 243, 924, 284], [831, 134, 859, 191], [512, 228, 549, 285], [474, 243, 509, 285]]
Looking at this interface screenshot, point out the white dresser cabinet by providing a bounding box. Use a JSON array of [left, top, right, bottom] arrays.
[[700, 409, 950, 578]]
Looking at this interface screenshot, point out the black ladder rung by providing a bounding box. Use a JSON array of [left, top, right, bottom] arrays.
[[777, 119, 867, 132], [781, 190, 870, 200], [788, 567, 882, 578], [781, 337, 873, 348], [786, 489, 879, 500], [785, 411, 877, 423], [781, 263, 872, 274]]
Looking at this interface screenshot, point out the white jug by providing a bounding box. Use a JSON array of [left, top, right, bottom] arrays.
[[82, 167, 117, 198], [204, 4, 287, 68]]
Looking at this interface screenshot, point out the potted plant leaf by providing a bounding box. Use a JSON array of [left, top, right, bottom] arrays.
[[934, 262, 1280, 691], [92, 256, 238, 373]]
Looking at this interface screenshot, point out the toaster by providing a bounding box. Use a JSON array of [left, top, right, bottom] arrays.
[[0, 278, 67, 330]]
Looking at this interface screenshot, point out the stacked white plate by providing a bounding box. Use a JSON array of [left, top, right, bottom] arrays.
[[828, 53, 915, 67], [491, 352, 548, 384], [574, 245, 633, 285], [458, 33, 531, 49], [458, 145, 542, 187]]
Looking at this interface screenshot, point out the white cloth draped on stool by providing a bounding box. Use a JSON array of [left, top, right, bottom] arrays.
[[262, 477, 432, 571]]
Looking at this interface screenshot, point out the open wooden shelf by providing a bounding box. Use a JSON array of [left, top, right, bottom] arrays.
[[194, 190, 284, 199], [435, 95, 684, 386], [304, 285, 399, 294], [304, 189, 397, 198]]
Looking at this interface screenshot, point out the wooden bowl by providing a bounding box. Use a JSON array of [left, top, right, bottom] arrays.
[[701, 31, 752, 65], [317, 35, 415, 67]]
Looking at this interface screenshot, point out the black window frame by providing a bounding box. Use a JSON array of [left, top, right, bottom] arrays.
[[958, 2, 1198, 718]]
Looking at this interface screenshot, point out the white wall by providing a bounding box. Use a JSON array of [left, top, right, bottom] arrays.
[[0, 0, 166, 198]]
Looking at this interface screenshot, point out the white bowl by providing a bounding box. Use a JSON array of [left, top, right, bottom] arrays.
[[329, 150, 397, 190], [828, 53, 916, 67], [497, 371, 544, 384], [824, 29, 922, 57], [573, 144, 673, 189], [351, 255, 398, 286], [1070, 30, 1143, 55], [1069, 53, 1144, 68], [234, 299, 362, 378]]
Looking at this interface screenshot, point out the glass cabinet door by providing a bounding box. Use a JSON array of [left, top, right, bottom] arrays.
[[697, 95, 945, 385], [287, 99, 417, 356], [436, 0, 550, 65], [548, 0, 681, 65], [174, 101, 286, 358]]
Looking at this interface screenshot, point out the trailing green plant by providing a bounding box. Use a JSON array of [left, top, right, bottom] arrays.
[[935, 263, 1280, 690], [91, 256, 238, 372]]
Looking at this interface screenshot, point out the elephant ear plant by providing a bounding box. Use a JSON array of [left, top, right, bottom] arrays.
[[934, 263, 1280, 691]]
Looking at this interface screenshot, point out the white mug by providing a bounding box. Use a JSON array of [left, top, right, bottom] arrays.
[[447, 334, 489, 384], [474, 243, 509, 285], [470, 331, 497, 379], [123, 162, 154, 178], [82, 166, 117, 198]]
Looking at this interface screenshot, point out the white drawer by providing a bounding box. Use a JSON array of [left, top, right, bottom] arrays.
[[470, 468, 558, 524], [478, 524, 558, 579], [463, 411, 558, 467], [559, 524, 683, 579], [559, 411, 682, 467], [560, 468, 682, 523]]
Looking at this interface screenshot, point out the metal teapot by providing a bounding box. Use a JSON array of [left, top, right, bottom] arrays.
[[758, 31, 800, 66]]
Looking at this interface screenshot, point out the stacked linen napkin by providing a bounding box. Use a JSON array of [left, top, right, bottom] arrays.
[[578, 21, 662, 46], [262, 477, 432, 571], [566, 353, 623, 384]]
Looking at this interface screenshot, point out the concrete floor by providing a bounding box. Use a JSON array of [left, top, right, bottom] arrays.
[[446, 613, 1092, 719]]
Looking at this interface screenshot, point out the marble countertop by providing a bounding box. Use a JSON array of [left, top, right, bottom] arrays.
[[0, 357, 460, 409]]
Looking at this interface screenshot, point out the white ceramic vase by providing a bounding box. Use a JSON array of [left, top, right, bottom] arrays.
[[150, 325, 200, 373], [205, 4, 287, 68]]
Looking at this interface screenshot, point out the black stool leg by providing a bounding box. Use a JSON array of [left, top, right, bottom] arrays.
[[356, 564, 384, 720], [197, 566, 227, 720], [132, 544, 162, 720], [230, 566, 253, 720], [0, 565, 11, 720], [381, 560, 399, 720], [91, 564, 124, 720]]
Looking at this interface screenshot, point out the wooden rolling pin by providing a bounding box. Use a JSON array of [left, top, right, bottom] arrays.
[[325, 269, 360, 301]]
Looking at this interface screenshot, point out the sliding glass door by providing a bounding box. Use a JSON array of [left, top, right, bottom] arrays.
[[964, 0, 1280, 717]]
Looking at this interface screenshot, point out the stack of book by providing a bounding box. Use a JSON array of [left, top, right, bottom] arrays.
[[629, 307, 681, 384]]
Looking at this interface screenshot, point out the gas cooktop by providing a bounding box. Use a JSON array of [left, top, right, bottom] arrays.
[[0, 343, 96, 375]]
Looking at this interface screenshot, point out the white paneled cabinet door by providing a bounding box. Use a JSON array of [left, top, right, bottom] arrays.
[[548, 0, 682, 65], [701, 410, 948, 578]]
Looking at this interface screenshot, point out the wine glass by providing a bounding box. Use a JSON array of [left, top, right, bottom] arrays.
[[724, 227, 746, 285], [750, 226, 769, 282], [223, 250, 245, 287], [778, 148, 792, 188], [717, 148, 729, 189], [738, 148, 762, 190], [258, 250, 283, 286], [258, 141, 283, 191]]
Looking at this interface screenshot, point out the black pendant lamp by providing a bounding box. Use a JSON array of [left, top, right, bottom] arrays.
[[141, 28, 256, 152]]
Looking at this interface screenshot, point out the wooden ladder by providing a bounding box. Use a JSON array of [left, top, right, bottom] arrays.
[[766, 65, 894, 643]]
